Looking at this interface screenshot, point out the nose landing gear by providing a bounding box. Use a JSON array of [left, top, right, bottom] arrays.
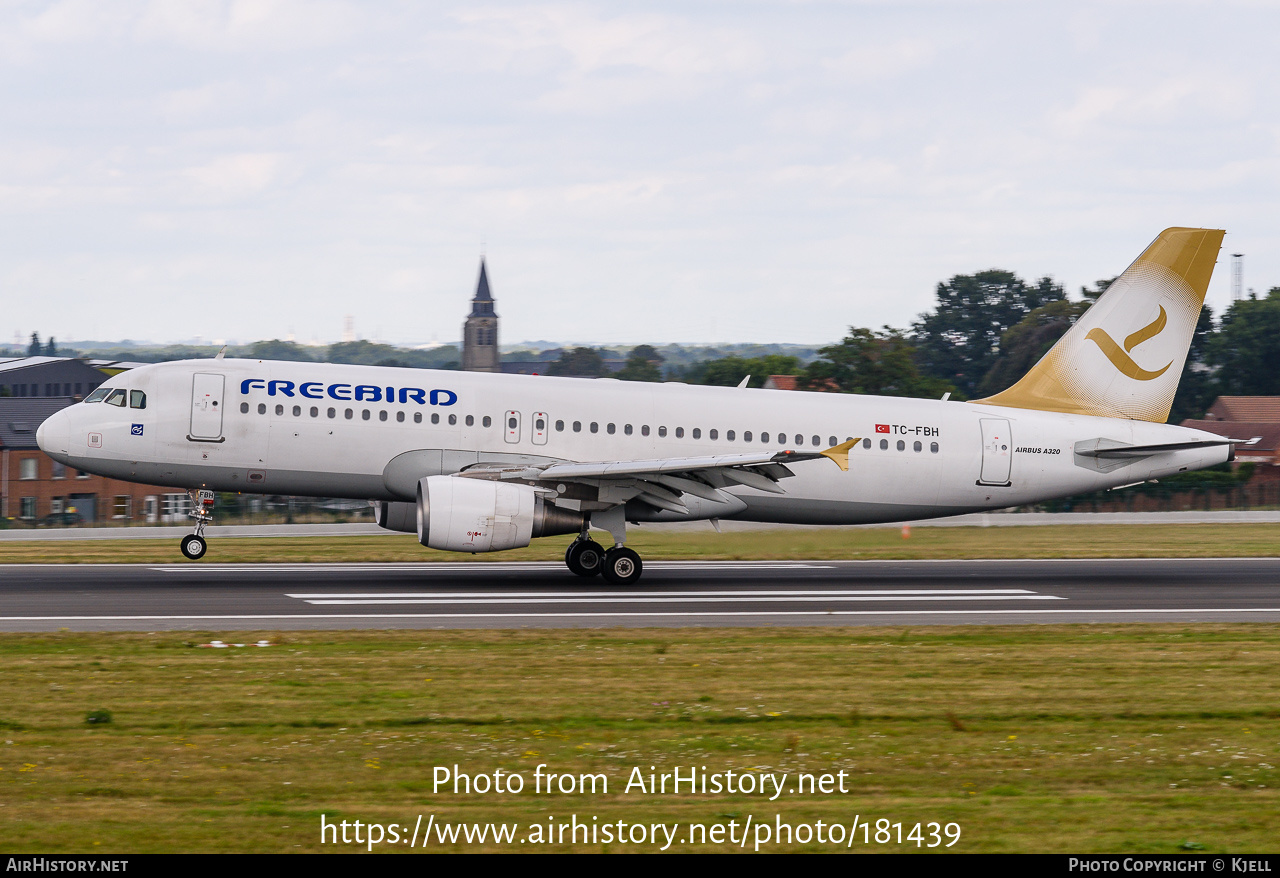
[[180, 489, 215, 560]]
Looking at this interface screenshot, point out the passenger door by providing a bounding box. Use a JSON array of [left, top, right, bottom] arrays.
[[190, 373, 226, 441], [978, 418, 1012, 486]]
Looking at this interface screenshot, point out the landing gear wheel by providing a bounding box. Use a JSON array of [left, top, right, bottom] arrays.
[[565, 539, 605, 577], [601, 547, 642, 585], [180, 534, 207, 560]]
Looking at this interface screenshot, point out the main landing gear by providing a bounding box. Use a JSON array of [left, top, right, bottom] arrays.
[[564, 507, 644, 585], [180, 489, 215, 560]]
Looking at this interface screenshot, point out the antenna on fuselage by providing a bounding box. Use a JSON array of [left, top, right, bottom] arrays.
[[215, 346, 226, 360], [737, 375, 750, 388]]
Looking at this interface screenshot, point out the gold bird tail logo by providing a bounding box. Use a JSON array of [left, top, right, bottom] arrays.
[[1084, 305, 1173, 381]]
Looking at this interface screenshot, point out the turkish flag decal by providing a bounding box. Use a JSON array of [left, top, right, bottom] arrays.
[[875, 424, 890, 434]]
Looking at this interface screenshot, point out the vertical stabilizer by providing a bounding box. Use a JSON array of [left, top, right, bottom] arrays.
[[975, 227, 1224, 422]]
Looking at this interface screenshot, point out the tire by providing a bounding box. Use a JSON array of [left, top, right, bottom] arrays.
[[180, 534, 207, 560], [600, 547, 642, 585], [566, 540, 605, 577]]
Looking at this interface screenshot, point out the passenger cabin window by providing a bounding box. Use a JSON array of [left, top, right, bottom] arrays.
[[675, 427, 685, 438], [129, 391, 147, 409], [83, 388, 110, 404], [105, 389, 127, 407], [658, 426, 667, 437]]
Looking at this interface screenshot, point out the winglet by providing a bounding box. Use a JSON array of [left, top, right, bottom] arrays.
[[819, 438, 860, 472]]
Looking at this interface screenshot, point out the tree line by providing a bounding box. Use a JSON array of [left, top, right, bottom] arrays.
[[572, 271, 1279, 423]]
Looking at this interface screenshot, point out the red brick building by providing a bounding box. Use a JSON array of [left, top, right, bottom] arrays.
[[0, 397, 187, 526]]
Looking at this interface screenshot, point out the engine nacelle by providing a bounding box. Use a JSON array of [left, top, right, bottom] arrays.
[[416, 476, 583, 552], [372, 501, 417, 533]]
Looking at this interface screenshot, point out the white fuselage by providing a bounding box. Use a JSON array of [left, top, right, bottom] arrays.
[[37, 358, 1232, 524]]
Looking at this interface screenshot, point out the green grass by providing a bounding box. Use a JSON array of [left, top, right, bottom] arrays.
[[0, 522, 1277, 564], [1, 625, 1278, 852]]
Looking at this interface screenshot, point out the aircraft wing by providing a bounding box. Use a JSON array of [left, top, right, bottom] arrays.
[[461, 439, 861, 514]]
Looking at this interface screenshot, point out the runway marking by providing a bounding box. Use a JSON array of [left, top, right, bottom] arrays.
[[5, 608, 1280, 622], [294, 591, 1064, 604], [285, 588, 1042, 599]]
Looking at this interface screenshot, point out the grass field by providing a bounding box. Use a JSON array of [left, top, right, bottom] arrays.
[[0, 522, 1277, 564], [2, 625, 1278, 853]]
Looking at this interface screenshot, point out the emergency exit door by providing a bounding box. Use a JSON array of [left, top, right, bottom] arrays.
[[978, 418, 1012, 486], [190, 373, 226, 440]]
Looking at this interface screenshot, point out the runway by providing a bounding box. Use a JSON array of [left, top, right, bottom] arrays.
[[0, 558, 1277, 630]]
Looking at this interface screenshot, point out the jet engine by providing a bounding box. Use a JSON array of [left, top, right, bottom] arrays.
[[398, 475, 583, 552], [372, 500, 417, 533]]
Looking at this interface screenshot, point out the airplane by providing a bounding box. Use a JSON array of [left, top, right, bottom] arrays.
[[37, 227, 1237, 584]]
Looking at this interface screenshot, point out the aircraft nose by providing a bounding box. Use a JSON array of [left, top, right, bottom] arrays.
[[37, 408, 71, 458]]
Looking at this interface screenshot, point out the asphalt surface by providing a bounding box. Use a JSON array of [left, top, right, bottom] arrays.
[[0, 558, 1277, 631]]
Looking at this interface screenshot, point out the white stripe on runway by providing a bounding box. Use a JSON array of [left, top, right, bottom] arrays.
[[297, 594, 1063, 605], [285, 588, 1040, 599]]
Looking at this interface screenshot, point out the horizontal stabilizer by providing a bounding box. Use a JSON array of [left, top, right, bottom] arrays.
[[1074, 437, 1237, 459]]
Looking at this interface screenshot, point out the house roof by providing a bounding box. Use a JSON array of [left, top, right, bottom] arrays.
[[1205, 397, 1280, 423], [0, 356, 64, 373], [0, 397, 76, 449]]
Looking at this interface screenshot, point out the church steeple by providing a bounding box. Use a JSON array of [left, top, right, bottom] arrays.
[[470, 260, 495, 316], [462, 258, 500, 372]]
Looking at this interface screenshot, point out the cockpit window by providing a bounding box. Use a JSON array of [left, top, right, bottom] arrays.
[[129, 391, 146, 409], [104, 389, 127, 407], [84, 388, 109, 403]]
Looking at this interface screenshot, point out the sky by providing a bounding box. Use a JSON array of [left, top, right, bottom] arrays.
[[2, 0, 1278, 348]]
